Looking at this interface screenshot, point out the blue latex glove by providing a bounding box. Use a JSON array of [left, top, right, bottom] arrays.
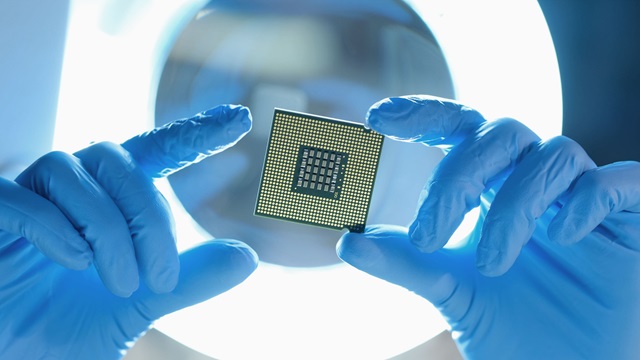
[[0, 104, 258, 359], [337, 96, 640, 359]]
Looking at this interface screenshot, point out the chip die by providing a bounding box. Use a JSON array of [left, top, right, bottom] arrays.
[[255, 108, 384, 233]]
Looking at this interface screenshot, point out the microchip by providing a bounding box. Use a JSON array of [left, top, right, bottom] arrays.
[[255, 108, 384, 233]]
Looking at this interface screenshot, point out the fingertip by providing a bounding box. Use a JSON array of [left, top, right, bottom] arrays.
[[365, 96, 421, 141], [548, 215, 571, 245], [477, 265, 507, 278], [365, 97, 393, 124], [203, 239, 259, 282], [34, 231, 95, 271], [200, 104, 252, 141], [124, 275, 140, 298], [408, 221, 441, 253], [65, 250, 94, 271], [213, 240, 259, 292], [476, 226, 520, 277], [94, 260, 140, 298], [475, 246, 506, 277], [226, 104, 253, 135], [336, 230, 359, 261], [336, 229, 383, 268], [476, 223, 521, 277], [224, 239, 260, 272], [43, 231, 95, 270], [110, 276, 139, 298], [145, 260, 180, 294], [548, 214, 585, 246]]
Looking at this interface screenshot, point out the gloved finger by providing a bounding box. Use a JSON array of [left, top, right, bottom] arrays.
[[337, 225, 473, 318], [74, 142, 178, 294], [0, 177, 92, 270], [121, 104, 252, 178], [365, 96, 539, 253], [548, 161, 640, 246], [15, 151, 139, 297], [91, 104, 250, 293], [477, 136, 596, 276], [365, 95, 485, 148], [133, 239, 258, 319], [408, 118, 541, 252]]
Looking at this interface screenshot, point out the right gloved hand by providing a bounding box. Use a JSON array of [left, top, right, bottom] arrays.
[[338, 96, 640, 359], [0, 104, 258, 360]]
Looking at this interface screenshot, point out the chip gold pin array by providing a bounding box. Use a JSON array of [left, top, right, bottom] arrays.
[[255, 108, 384, 233]]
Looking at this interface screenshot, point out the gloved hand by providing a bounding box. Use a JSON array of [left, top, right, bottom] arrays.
[[0, 104, 258, 359], [338, 96, 640, 359]]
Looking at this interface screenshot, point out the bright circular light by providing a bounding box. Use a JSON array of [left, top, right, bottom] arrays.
[[54, 0, 561, 358]]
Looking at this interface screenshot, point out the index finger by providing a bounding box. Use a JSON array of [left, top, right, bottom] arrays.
[[366, 95, 485, 147], [121, 104, 252, 178]]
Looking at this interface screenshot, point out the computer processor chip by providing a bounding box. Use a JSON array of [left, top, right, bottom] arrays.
[[255, 108, 384, 233]]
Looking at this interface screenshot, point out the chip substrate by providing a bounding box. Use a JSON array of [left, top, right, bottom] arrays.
[[254, 108, 384, 233]]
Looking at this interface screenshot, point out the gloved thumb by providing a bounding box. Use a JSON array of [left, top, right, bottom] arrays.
[[337, 225, 475, 319], [132, 239, 258, 319]]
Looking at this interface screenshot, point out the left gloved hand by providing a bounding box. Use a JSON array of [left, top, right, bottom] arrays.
[[337, 96, 640, 359], [0, 105, 258, 359]]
